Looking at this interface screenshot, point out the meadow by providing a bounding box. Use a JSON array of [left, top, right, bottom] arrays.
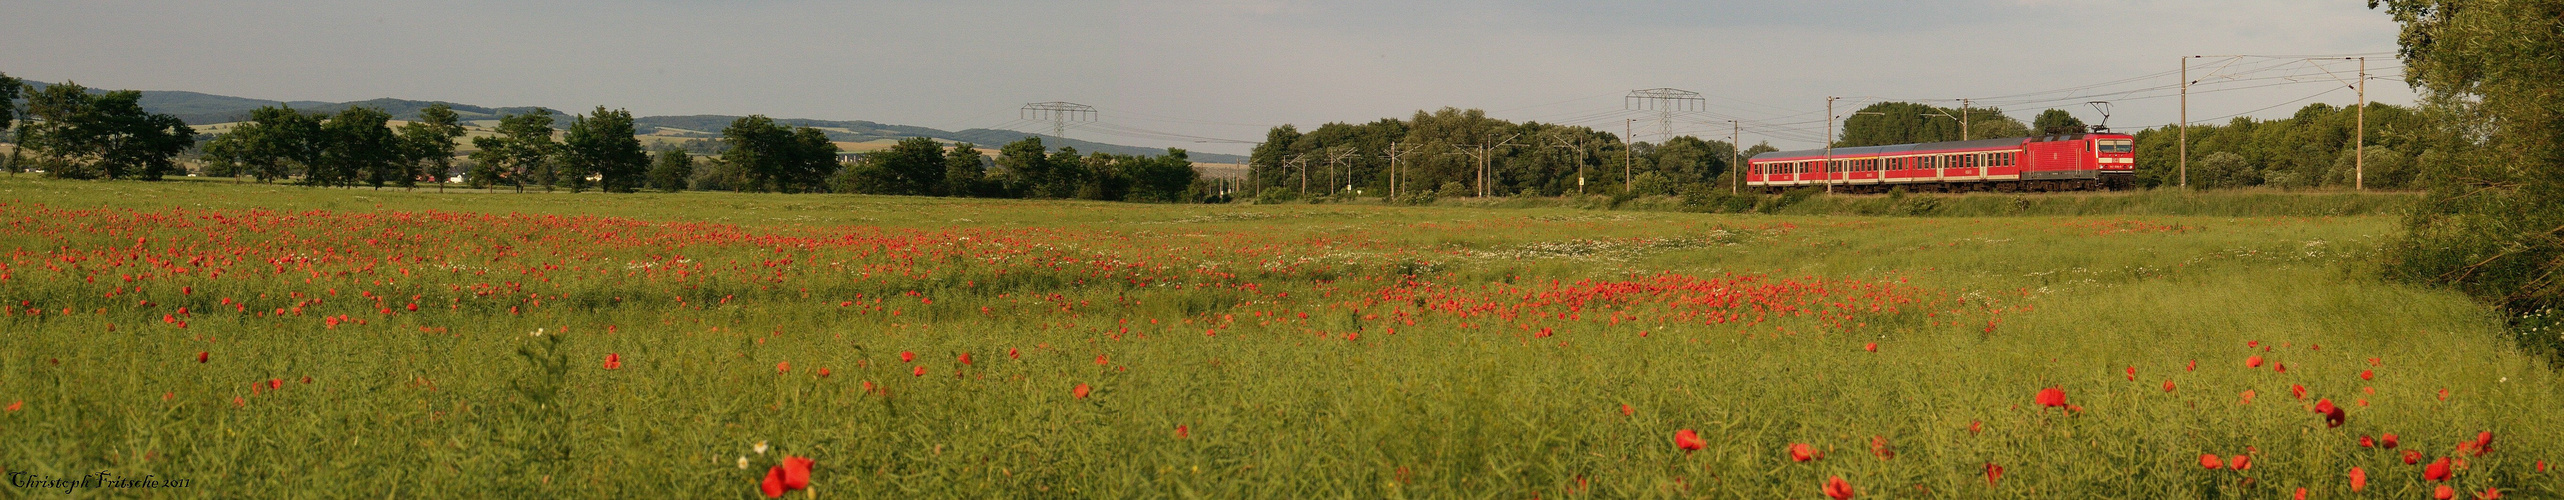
[[0, 176, 2552, 498]]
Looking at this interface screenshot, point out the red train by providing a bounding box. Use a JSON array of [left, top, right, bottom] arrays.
[[1745, 133, 2135, 192]]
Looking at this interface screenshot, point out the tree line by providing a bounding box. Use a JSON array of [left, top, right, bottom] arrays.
[[1248, 107, 1771, 203], [0, 77, 198, 180], [2132, 102, 2428, 190], [0, 76, 1211, 203]]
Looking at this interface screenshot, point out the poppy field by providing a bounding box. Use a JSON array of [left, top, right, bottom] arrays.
[[0, 177, 2556, 498]]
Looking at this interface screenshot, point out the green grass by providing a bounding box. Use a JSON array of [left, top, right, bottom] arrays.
[[0, 175, 2551, 498]]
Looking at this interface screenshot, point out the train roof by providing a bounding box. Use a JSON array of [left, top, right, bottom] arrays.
[[1752, 137, 2029, 161]]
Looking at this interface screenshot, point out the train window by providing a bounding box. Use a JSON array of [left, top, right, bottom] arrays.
[[2099, 139, 2134, 153]]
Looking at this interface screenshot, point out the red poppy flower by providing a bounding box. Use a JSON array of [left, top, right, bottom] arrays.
[[780, 456, 813, 489], [2162, 380, 2177, 392], [268, 378, 283, 390], [775, 361, 790, 374], [1790, 442, 1820, 462], [760, 466, 787, 498], [900, 351, 916, 363], [2426, 456, 2451, 481], [2360, 435, 2375, 448], [2472, 431, 2494, 456], [1863, 342, 1877, 352], [1175, 424, 1189, 439], [1822, 476, 1855, 500], [2247, 356, 2264, 368], [911, 366, 926, 377], [2200, 454, 2224, 469], [1983, 462, 2003, 486], [2480, 487, 2503, 499], [2187, 359, 2197, 371], [4, 401, 19, 412], [2349, 466, 2367, 491], [2321, 404, 2346, 428], [1968, 420, 1982, 434], [2538, 460, 2547, 472], [2125, 366, 2136, 381], [1073, 383, 1091, 399], [2275, 363, 2288, 373], [2294, 488, 2307, 500], [603, 353, 622, 370], [2035, 387, 2067, 408], [2439, 388, 2450, 400], [2434, 484, 2454, 500], [1870, 436, 1893, 460], [1674, 429, 1705, 452], [1620, 404, 1633, 416], [1008, 348, 1020, 359], [958, 353, 973, 365], [2241, 390, 2256, 404], [2404, 450, 2423, 464], [2360, 370, 2373, 380], [196, 351, 209, 363], [2291, 385, 2307, 400], [2383, 433, 2401, 449], [1094, 354, 1109, 366], [816, 368, 830, 377], [2232, 454, 2251, 470]]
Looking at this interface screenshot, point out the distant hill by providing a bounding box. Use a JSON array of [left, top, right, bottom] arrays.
[[15, 81, 1246, 163], [629, 115, 1241, 162], [21, 81, 557, 124]]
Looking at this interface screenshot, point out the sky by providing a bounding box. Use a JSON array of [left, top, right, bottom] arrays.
[[2, 0, 2415, 155]]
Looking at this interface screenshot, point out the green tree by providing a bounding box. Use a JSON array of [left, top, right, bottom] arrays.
[[400, 103, 467, 190], [0, 72, 21, 138], [18, 83, 195, 180], [717, 116, 839, 193], [564, 106, 648, 193], [719, 116, 789, 192], [647, 147, 693, 193], [2374, 0, 2564, 319], [786, 127, 841, 192], [943, 142, 987, 196], [472, 110, 559, 191], [995, 137, 1062, 198], [1045, 146, 1088, 198], [318, 107, 400, 188], [218, 106, 328, 183], [0, 73, 18, 177], [1122, 149, 1199, 202], [2032, 109, 2088, 135], [862, 137, 947, 195]]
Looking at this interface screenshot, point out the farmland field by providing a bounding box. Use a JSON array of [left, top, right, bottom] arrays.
[[0, 176, 2554, 498]]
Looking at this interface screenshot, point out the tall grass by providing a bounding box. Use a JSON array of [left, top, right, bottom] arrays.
[[0, 176, 2548, 498]]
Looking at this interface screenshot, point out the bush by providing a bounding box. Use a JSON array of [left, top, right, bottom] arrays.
[[1763, 187, 1820, 213], [1256, 187, 1296, 204], [1629, 172, 1674, 196], [1436, 181, 1470, 200]]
